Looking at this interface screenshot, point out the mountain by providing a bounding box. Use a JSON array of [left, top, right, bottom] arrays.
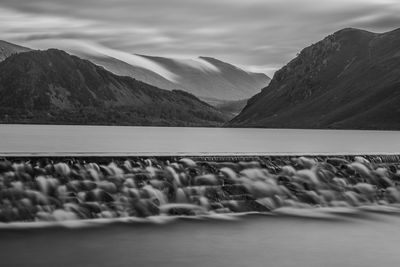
[[0, 49, 228, 126], [75, 51, 181, 91], [0, 40, 31, 61], [209, 98, 249, 119], [137, 55, 270, 101], [0, 40, 270, 102], [229, 27, 400, 130]]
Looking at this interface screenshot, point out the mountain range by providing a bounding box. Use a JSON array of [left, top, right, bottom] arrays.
[[133, 54, 269, 101], [2, 27, 400, 129], [0, 49, 228, 126], [229, 27, 400, 130], [29, 42, 270, 102]]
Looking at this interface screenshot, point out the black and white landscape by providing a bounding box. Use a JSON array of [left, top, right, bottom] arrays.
[[1, 1, 400, 267], [2, 26, 400, 129], [0, 41, 270, 124]]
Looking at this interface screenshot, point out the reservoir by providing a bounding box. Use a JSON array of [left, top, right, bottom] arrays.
[[1, 124, 400, 267], [0, 124, 400, 155]]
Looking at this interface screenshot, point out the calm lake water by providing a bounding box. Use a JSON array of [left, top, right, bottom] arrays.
[[0, 124, 400, 155], [1, 213, 400, 267]]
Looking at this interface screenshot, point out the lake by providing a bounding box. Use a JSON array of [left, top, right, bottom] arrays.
[[0, 124, 400, 155], [1, 124, 400, 267], [1, 212, 400, 267]]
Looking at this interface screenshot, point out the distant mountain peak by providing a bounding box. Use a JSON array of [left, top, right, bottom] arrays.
[[126, 54, 270, 100], [333, 27, 373, 34]]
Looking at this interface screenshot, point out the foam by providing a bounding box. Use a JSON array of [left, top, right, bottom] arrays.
[[0, 209, 347, 230], [3, 206, 400, 230]]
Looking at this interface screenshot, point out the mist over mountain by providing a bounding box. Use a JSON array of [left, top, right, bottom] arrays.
[[229, 27, 400, 130], [0, 49, 228, 126], [75, 51, 181, 91], [1, 40, 270, 103], [137, 54, 270, 101], [74, 51, 270, 102]]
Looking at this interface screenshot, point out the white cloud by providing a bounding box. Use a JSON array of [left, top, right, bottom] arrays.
[[170, 57, 220, 73], [25, 38, 179, 82], [1, 0, 400, 76]]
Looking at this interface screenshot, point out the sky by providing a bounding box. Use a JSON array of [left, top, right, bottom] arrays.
[[1, 0, 400, 77]]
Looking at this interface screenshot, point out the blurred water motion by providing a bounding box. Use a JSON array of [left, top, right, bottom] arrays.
[[1, 125, 400, 266], [2, 155, 400, 222]]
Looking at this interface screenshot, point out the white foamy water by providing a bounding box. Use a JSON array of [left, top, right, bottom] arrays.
[[0, 124, 400, 155], [1, 124, 400, 266]]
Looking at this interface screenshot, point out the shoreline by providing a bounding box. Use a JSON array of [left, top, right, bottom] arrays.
[[1, 153, 399, 164], [2, 205, 400, 230]]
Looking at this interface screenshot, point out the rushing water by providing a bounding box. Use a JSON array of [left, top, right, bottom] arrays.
[[1, 212, 400, 267], [2, 124, 400, 267], [0, 124, 400, 155]]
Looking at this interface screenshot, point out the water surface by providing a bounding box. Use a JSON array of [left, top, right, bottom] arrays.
[[1, 213, 400, 267], [0, 124, 400, 155], [1, 125, 400, 266]]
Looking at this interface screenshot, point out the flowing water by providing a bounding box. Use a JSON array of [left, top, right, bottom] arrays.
[[1, 124, 400, 266]]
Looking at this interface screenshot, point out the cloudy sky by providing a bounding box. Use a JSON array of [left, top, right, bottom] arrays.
[[1, 0, 400, 76]]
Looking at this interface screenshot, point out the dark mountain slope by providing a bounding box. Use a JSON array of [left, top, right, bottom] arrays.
[[0, 49, 228, 126], [215, 98, 249, 118], [229, 28, 400, 130]]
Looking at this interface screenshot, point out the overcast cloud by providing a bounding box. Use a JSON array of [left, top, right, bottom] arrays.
[[1, 0, 400, 76]]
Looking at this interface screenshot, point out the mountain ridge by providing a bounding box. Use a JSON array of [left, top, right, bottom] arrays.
[[229, 27, 400, 130], [0, 40, 270, 102], [0, 49, 228, 126], [137, 54, 270, 100]]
